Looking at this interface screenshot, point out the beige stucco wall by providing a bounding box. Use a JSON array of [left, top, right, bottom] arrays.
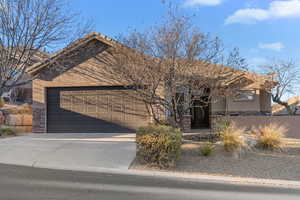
[[226, 90, 260, 113], [260, 90, 271, 113], [220, 115, 300, 138], [211, 89, 272, 114], [211, 96, 226, 113]]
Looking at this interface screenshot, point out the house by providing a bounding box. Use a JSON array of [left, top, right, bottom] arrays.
[[26, 32, 275, 133]]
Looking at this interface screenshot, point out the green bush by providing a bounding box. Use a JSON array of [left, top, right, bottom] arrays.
[[154, 119, 170, 126], [136, 124, 182, 168], [200, 143, 215, 156], [0, 126, 17, 136]]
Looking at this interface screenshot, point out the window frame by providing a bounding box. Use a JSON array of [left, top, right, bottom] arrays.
[[233, 89, 256, 102]]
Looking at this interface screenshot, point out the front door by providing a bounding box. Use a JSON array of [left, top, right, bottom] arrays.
[[191, 97, 210, 129]]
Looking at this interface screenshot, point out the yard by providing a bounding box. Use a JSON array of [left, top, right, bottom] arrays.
[[131, 133, 300, 181]]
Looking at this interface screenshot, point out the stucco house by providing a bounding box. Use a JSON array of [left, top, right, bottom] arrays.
[[26, 32, 275, 133]]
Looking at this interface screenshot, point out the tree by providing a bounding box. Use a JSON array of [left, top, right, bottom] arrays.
[[226, 47, 248, 71], [0, 0, 93, 96], [98, 9, 249, 128], [263, 59, 300, 115]]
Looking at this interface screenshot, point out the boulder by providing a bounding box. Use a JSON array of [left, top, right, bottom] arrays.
[[22, 114, 32, 126], [0, 111, 5, 125], [5, 114, 32, 126]]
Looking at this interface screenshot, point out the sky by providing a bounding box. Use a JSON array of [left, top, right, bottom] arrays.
[[71, 0, 300, 73]]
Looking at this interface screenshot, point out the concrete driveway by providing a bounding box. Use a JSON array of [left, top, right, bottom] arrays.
[[0, 133, 136, 171]]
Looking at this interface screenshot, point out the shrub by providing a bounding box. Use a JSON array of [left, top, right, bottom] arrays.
[[256, 123, 286, 150], [154, 119, 171, 126], [215, 119, 231, 135], [220, 125, 247, 152], [200, 143, 215, 156], [0, 126, 17, 136], [136, 124, 182, 168]]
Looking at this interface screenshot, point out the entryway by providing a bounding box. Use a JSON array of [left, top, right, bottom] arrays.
[[191, 97, 210, 129]]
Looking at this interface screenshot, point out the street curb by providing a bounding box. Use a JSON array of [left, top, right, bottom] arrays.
[[2, 160, 300, 189]]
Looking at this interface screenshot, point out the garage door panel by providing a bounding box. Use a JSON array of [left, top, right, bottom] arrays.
[[47, 86, 148, 133]]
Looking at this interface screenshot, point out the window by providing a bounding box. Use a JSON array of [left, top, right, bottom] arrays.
[[233, 90, 255, 102]]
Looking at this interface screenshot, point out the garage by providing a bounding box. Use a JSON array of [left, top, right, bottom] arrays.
[[46, 86, 148, 133], [29, 33, 154, 133]]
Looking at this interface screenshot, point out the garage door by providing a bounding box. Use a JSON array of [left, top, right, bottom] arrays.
[[46, 86, 149, 133]]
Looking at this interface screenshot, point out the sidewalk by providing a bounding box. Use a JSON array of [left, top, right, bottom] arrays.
[[1, 134, 300, 189]]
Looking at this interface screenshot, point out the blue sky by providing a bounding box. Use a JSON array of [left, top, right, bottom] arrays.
[[71, 0, 300, 73]]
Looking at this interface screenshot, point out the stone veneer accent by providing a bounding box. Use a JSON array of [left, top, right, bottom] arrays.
[[181, 115, 191, 132], [32, 103, 46, 133]]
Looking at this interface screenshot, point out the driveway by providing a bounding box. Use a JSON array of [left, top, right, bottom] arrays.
[[0, 133, 136, 171]]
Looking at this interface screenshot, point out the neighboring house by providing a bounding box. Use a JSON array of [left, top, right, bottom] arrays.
[[26, 32, 275, 133], [2, 50, 49, 103], [272, 95, 300, 115]]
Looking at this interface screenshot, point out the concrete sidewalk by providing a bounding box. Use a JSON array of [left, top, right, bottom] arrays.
[[1, 134, 300, 189], [0, 133, 136, 170]]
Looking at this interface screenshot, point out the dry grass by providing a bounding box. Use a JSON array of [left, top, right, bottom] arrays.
[[256, 123, 287, 151], [220, 126, 247, 152]]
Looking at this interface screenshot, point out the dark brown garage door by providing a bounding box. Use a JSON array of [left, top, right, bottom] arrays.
[[46, 86, 149, 133]]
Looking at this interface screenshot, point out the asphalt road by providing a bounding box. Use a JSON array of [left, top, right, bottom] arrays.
[[0, 164, 300, 200]]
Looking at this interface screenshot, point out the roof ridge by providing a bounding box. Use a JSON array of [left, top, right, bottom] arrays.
[[26, 32, 114, 74]]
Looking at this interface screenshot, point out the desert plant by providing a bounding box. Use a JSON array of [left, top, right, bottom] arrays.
[[220, 126, 247, 152], [215, 119, 231, 135], [136, 124, 182, 168], [256, 123, 286, 150], [154, 119, 171, 126], [200, 143, 215, 156], [0, 126, 17, 136]]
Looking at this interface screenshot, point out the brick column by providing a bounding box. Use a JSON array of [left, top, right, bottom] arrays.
[[181, 115, 191, 132]]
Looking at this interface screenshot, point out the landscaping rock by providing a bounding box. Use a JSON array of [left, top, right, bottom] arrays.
[[0, 111, 5, 125], [6, 114, 32, 126], [22, 114, 32, 126], [242, 135, 257, 148], [183, 133, 219, 142]]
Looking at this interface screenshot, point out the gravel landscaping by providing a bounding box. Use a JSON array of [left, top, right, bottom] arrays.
[[130, 138, 300, 181]]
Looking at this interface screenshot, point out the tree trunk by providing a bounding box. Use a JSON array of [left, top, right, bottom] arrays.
[[272, 96, 296, 115]]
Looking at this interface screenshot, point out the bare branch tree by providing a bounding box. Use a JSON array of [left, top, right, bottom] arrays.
[[0, 0, 93, 96], [226, 47, 248, 71], [263, 59, 300, 115], [97, 9, 249, 128]]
